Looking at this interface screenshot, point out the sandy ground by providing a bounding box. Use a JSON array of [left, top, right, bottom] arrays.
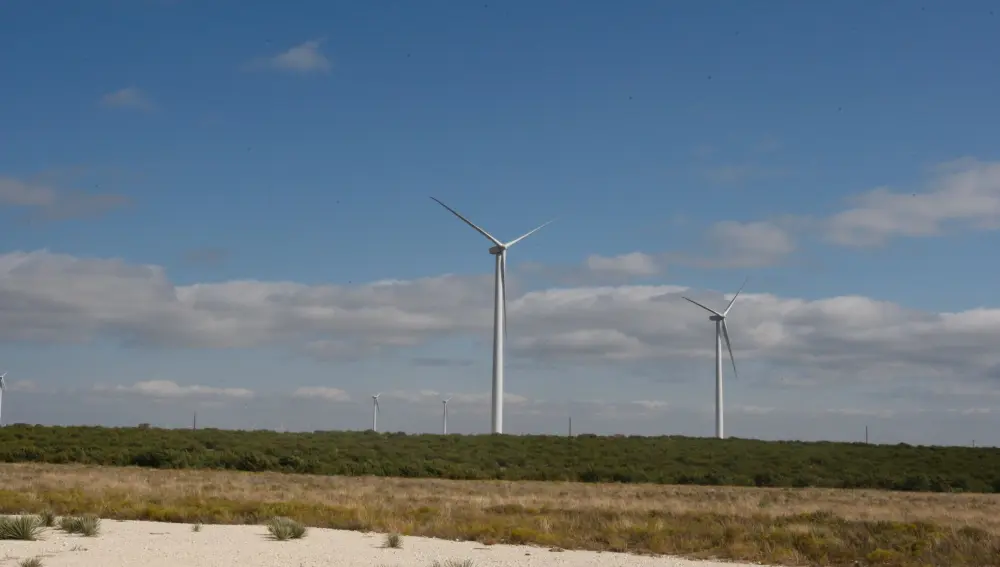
[[0, 519, 770, 567]]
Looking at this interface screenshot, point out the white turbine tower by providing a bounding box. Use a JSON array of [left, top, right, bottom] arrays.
[[441, 396, 452, 434], [371, 393, 381, 432], [681, 278, 747, 440], [430, 197, 553, 435], [0, 372, 6, 427]]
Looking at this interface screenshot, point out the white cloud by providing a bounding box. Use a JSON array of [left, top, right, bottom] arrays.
[[523, 253, 665, 286], [584, 252, 661, 277], [100, 87, 154, 111], [631, 400, 668, 410], [826, 407, 897, 419], [383, 390, 529, 405], [0, 177, 55, 206], [98, 380, 254, 400], [702, 164, 792, 184], [0, 177, 129, 220], [693, 158, 1000, 259], [736, 405, 776, 415], [245, 39, 331, 74], [383, 389, 441, 403], [291, 386, 350, 402], [1, 249, 1000, 392], [631, 220, 799, 271], [825, 158, 1000, 246], [2, 379, 43, 393], [953, 407, 992, 415], [697, 220, 797, 268]]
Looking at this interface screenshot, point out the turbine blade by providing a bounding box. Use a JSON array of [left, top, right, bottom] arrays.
[[721, 320, 738, 380], [430, 197, 503, 247], [500, 253, 508, 340], [682, 296, 723, 317], [723, 277, 749, 316], [504, 219, 555, 248]]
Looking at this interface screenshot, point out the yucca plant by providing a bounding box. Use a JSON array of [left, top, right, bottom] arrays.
[[39, 510, 57, 528], [0, 515, 44, 541], [58, 516, 80, 533], [266, 516, 306, 541], [19, 557, 43, 567], [430, 560, 474, 567], [59, 514, 101, 537], [77, 514, 101, 537]]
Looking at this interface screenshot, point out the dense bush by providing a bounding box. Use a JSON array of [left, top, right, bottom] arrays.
[[1, 425, 997, 493]]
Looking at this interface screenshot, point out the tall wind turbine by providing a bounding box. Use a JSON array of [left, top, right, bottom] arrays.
[[430, 197, 553, 434], [441, 396, 452, 434], [681, 279, 747, 440], [371, 393, 381, 432], [0, 373, 6, 427]]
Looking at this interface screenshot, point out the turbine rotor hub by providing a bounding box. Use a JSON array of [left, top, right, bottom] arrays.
[[710, 315, 725, 322]]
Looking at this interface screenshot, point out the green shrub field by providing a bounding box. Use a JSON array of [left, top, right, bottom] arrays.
[[1, 424, 997, 492]]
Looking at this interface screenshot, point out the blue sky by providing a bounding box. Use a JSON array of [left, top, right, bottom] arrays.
[[1, 0, 999, 445]]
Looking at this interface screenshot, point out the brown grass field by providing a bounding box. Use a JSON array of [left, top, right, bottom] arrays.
[[1, 463, 998, 566]]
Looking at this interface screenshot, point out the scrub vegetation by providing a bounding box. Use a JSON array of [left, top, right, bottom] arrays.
[[0, 462, 998, 566], [1, 424, 998, 492], [2, 425, 1000, 565]]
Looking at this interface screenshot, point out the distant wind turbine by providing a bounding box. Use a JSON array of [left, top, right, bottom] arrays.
[[681, 278, 748, 440], [0, 372, 6, 427], [371, 393, 381, 432], [430, 197, 554, 434], [441, 396, 452, 434]]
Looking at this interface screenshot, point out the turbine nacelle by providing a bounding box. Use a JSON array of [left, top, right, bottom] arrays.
[[489, 245, 504, 255], [681, 276, 749, 383]]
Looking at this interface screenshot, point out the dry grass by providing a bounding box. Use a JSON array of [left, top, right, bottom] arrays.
[[1, 463, 998, 566]]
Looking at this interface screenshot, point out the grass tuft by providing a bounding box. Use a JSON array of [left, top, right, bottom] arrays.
[[266, 516, 307, 541], [430, 560, 474, 567], [2, 462, 1000, 566], [191, 523, 202, 532], [18, 558, 43, 567], [384, 531, 403, 548], [0, 515, 44, 540]]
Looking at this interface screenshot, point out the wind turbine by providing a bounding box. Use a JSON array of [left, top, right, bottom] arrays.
[[371, 393, 381, 432], [0, 373, 6, 427], [430, 197, 553, 434], [441, 396, 452, 434], [681, 278, 747, 440]]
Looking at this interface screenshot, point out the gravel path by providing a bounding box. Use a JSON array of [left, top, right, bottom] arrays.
[[1, 520, 769, 567]]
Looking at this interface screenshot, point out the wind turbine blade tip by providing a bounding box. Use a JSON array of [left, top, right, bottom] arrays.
[[505, 218, 555, 247], [721, 321, 738, 379], [724, 279, 748, 315], [683, 296, 723, 316], [430, 198, 503, 246]]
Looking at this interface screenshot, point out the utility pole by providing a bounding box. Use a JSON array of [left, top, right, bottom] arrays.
[[568, 416, 572, 437], [865, 425, 868, 444]]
